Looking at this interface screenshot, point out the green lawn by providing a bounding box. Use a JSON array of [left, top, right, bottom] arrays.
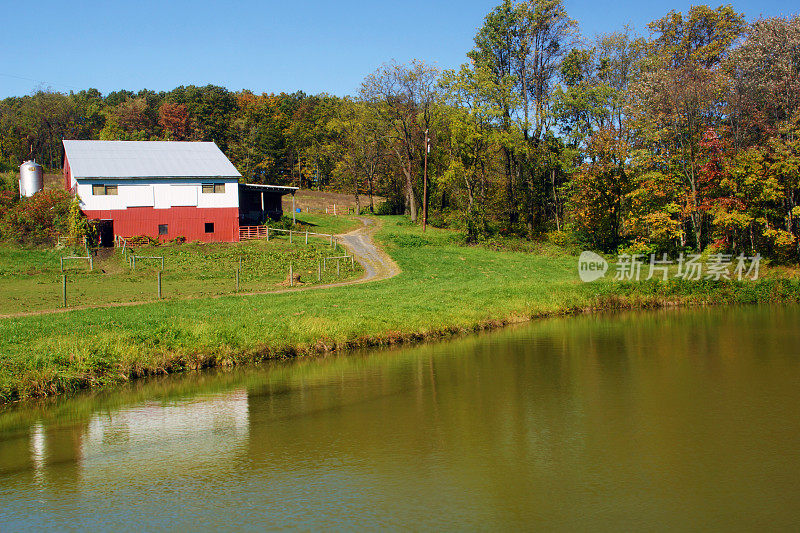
[[290, 212, 362, 234], [0, 233, 361, 314], [0, 215, 798, 402]]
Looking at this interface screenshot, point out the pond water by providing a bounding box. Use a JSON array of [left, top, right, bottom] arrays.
[[1, 306, 799, 530]]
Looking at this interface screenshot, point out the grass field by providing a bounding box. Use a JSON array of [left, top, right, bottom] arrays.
[[0, 215, 798, 403], [0, 225, 361, 314], [290, 212, 361, 235]]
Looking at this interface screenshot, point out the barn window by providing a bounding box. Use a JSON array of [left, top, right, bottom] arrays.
[[158, 224, 168, 235], [92, 184, 118, 195], [205, 222, 215, 233], [202, 183, 225, 194]]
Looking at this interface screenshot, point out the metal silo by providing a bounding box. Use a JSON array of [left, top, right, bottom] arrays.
[[19, 160, 43, 198]]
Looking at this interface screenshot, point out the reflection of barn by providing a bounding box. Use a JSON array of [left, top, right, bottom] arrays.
[[62, 140, 298, 244], [0, 389, 250, 484]]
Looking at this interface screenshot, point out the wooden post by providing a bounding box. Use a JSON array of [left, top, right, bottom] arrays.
[[305, 230, 308, 244], [89, 255, 93, 270], [132, 255, 136, 270], [351, 255, 354, 268], [333, 204, 337, 215], [337, 259, 340, 277], [290, 230, 293, 243], [62, 274, 67, 308], [317, 261, 321, 281], [157, 271, 162, 299], [289, 263, 294, 287], [236, 268, 240, 291], [330, 234, 333, 247]]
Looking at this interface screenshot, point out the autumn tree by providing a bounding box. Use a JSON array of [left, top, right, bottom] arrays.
[[158, 103, 190, 140], [469, 0, 577, 234], [627, 5, 746, 251], [727, 15, 800, 147], [555, 29, 645, 250], [361, 60, 440, 222]]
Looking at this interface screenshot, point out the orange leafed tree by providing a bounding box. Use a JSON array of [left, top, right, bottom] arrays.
[[158, 103, 190, 140]]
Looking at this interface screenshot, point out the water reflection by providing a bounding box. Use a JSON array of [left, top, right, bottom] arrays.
[[0, 390, 249, 482], [0, 305, 799, 530], [80, 390, 249, 480]]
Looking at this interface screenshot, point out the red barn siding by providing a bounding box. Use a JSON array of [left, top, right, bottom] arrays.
[[82, 207, 240, 242], [63, 156, 74, 192]]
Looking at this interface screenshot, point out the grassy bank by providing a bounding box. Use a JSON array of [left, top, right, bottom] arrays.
[[1, 216, 798, 403]]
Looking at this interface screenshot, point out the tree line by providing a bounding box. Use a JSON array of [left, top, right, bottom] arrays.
[[1, 1, 799, 261]]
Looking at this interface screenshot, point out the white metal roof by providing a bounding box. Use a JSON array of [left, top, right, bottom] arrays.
[[63, 140, 242, 179], [241, 183, 299, 191]]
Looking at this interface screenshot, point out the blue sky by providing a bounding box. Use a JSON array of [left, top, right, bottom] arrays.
[[1, 0, 796, 98]]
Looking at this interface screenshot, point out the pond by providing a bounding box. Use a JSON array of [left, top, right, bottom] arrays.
[[1, 305, 799, 530]]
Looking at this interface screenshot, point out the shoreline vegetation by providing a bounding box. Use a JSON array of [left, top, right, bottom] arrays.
[[1, 215, 798, 405]]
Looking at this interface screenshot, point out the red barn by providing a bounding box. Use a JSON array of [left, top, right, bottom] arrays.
[[63, 140, 297, 244]]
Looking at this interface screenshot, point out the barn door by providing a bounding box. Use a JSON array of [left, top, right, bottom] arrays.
[[99, 220, 114, 247]]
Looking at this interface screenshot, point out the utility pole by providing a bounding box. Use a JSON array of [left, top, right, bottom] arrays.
[[297, 152, 302, 188], [423, 129, 429, 232]]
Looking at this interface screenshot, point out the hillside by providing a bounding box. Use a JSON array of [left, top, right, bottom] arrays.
[[282, 189, 384, 214]]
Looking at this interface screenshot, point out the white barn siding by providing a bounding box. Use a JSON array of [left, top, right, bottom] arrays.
[[155, 183, 197, 208], [124, 184, 155, 207], [79, 179, 239, 211], [197, 182, 239, 209]]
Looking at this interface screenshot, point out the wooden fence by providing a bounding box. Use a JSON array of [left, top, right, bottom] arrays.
[[239, 226, 337, 246]]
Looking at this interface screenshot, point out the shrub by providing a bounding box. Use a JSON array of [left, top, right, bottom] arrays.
[[0, 190, 71, 245], [616, 238, 657, 257], [0, 171, 18, 195], [374, 201, 396, 216], [546, 230, 569, 246], [426, 215, 446, 228], [0, 191, 17, 213], [762, 228, 798, 264], [264, 216, 302, 230], [66, 196, 97, 245]]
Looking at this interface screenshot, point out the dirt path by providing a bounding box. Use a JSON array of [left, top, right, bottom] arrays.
[[0, 218, 400, 320], [338, 217, 400, 282]]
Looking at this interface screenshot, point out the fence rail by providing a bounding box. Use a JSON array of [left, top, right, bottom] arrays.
[[324, 204, 357, 215], [114, 235, 130, 255], [130, 255, 164, 271], [323, 254, 353, 269], [60, 255, 93, 271], [239, 226, 337, 246]]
